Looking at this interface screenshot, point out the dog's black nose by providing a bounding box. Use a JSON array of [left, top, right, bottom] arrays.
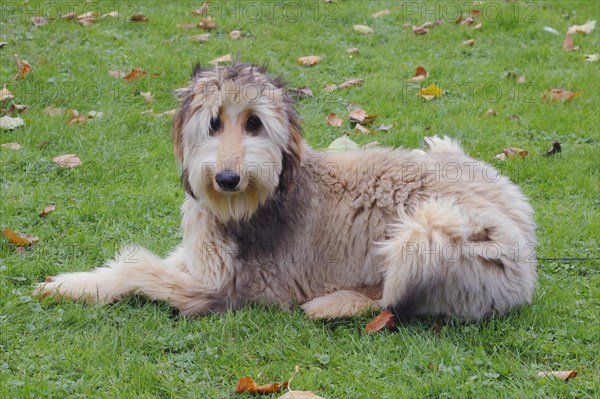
[[215, 170, 240, 191]]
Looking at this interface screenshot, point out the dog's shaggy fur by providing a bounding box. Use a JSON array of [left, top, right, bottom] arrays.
[[34, 64, 537, 321]]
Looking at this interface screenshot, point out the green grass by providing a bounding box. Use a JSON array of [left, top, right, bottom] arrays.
[[1, 1, 599, 397]]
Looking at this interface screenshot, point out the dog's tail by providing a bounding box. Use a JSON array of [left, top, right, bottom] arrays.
[[377, 196, 536, 321]]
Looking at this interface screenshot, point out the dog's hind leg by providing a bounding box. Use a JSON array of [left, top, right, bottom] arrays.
[[33, 246, 226, 316], [301, 290, 381, 319]]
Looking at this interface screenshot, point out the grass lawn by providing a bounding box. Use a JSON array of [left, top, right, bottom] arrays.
[[1, 0, 599, 397]]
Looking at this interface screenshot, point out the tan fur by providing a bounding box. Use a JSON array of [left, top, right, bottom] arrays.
[[34, 65, 537, 322]]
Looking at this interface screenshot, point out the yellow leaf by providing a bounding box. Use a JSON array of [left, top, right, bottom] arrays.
[[418, 84, 445, 100]]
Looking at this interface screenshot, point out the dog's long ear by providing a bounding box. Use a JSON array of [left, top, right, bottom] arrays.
[[279, 101, 303, 193]]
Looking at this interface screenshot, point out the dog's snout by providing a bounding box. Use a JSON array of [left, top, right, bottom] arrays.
[[215, 170, 241, 191]]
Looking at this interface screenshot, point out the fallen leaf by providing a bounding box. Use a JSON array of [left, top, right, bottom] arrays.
[[346, 47, 359, 54], [326, 112, 343, 127], [278, 392, 325, 399], [338, 79, 364, 89], [31, 16, 48, 27], [61, 12, 78, 20], [1, 142, 22, 150], [193, 2, 209, 15], [544, 140, 562, 156], [349, 108, 368, 122], [418, 83, 445, 100], [39, 204, 56, 217], [460, 38, 476, 47], [536, 371, 577, 381], [543, 26, 560, 35], [412, 25, 429, 35], [229, 30, 241, 40], [323, 83, 337, 92], [297, 56, 321, 66], [7, 103, 28, 114], [473, 22, 482, 30], [372, 9, 390, 18], [78, 17, 96, 26], [355, 123, 371, 134], [190, 33, 211, 42], [44, 105, 64, 116], [0, 115, 24, 130], [199, 17, 216, 29], [160, 108, 178, 116], [289, 87, 313, 98], [353, 24, 374, 34], [177, 23, 197, 29], [14, 54, 32, 80], [123, 68, 148, 81], [101, 11, 119, 18], [567, 20, 596, 35], [140, 91, 154, 102], [234, 376, 289, 394], [140, 110, 154, 115], [3, 227, 39, 246], [131, 14, 149, 22], [326, 135, 360, 152], [377, 124, 393, 131], [87, 111, 103, 118], [516, 76, 526, 84], [53, 154, 81, 168], [0, 84, 14, 101], [542, 87, 581, 102], [108, 70, 126, 78], [459, 16, 475, 26], [563, 32, 576, 51], [78, 12, 97, 19], [485, 108, 497, 117], [411, 66, 428, 82], [584, 53, 599, 62], [210, 54, 232, 65], [495, 148, 528, 160], [509, 114, 521, 123], [365, 309, 396, 334], [363, 141, 380, 149]]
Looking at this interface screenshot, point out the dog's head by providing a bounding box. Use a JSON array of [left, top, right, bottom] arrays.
[[172, 63, 303, 222]]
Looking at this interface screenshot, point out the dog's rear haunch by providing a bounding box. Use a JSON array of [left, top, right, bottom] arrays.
[[34, 64, 537, 322]]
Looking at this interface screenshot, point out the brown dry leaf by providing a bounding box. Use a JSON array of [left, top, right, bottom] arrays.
[[278, 392, 325, 399], [44, 105, 64, 116], [289, 87, 313, 98], [0, 84, 14, 101], [346, 47, 359, 54], [349, 108, 368, 122], [338, 79, 364, 89], [411, 66, 428, 82], [190, 33, 210, 42], [131, 14, 149, 22], [1, 143, 22, 150], [516, 76, 526, 84], [326, 112, 343, 127], [377, 124, 393, 131], [7, 104, 29, 114], [14, 54, 32, 80], [542, 87, 581, 102], [297, 56, 321, 66], [372, 9, 390, 18], [3, 227, 39, 246], [473, 22, 482, 30], [485, 108, 497, 117], [418, 84, 445, 100], [101, 11, 119, 18], [323, 83, 337, 92], [355, 123, 371, 134], [199, 17, 216, 29], [537, 371, 577, 381], [53, 154, 82, 168], [31, 16, 48, 27], [353, 25, 374, 34], [365, 309, 396, 334], [234, 376, 289, 394], [61, 12, 78, 20], [78, 11, 97, 19], [140, 91, 154, 102], [123, 68, 148, 81], [567, 20, 596, 35], [39, 204, 56, 217], [177, 23, 197, 29], [460, 38, 476, 47], [108, 70, 126, 78], [495, 148, 528, 160], [412, 25, 428, 35], [210, 54, 232, 65], [160, 109, 178, 117], [193, 2, 209, 15], [78, 17, 96, 27], [459, 16, 475, 26], [229, 30, 242, 40], [544, 140, 562, 156], [562, 33, 576, 51]]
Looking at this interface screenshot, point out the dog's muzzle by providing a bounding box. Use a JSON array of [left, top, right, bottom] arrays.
[[215, 170, 240, 191]]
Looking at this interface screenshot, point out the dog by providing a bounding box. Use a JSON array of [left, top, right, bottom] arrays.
[[34, 63, 537, 321]]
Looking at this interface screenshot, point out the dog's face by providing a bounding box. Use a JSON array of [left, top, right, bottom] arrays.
[[172, 64, 303, 222]]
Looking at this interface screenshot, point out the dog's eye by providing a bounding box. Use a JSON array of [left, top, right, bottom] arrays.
[[245, 115, 262, 134], [209, 116, 220, 135]]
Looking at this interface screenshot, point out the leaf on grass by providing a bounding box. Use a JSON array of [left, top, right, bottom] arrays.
[[562, 33, 578, 51], [131, 14, 149, 22], [278, 391, 325, 399], [108, 70, 126, 78], [326, 135, 360, 152], [495, 148, 528, 160], [177, 23, 198, 29], [123, 68, 148, 81], [366, 309, 396, 334], [1, 142, 22, 150], [323, 83, 337, 92], [411, 66, 428, 82], [39, 204, 56, 217], [567, 20, 596, 35], [3, 227, 39, 246], [140, 91, 154, 102], [78, 17, 96, 26], [536, 371, 577, 381], [194, 2, 209, 15], [377, 124, 393, 131], [297, 56, 321, 66], [349, 108, 369, 122], [101, 11, 119, 18], [355, 123, 371, 134], [289, 87, 313, 98], [516, 75, 526, 84], [160, 109, 178, 117], [346, 47, 359, 54], [584, 53, 599, 62], [210, 54, 232, 65], [459, 16, 475, 26], [485, 108, 497, 117], [53, 154, 82, 168], [418, 84, 445, 100], [353, 25, 374, 34], [0, 84, 14, 101], [234, 376, 289, 394], [363, 141, 380, 149], [78, 12, 97, 19], [542, 87, 580, 102], [190, 33, 211, 42], [459, 38, 476, 47], [199, 17, 216, 29], [372, 9, 390, 19], [326, 112, 343, 127], [544, 140, 561, 156], [14, 54, 32, 80], [338, 79, 364, 89], [7, 103, 29, 114], [412, 25, 428, 35], [229, 30, 241, 40], [31, 16, 48, 27], [473, 22, 482, 30], [0, 116, 24, 130], [44, 105, 64, 116], [62, 12, 78, 20]]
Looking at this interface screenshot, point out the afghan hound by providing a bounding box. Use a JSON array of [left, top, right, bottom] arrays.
[[34, 63, 537, 321]]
